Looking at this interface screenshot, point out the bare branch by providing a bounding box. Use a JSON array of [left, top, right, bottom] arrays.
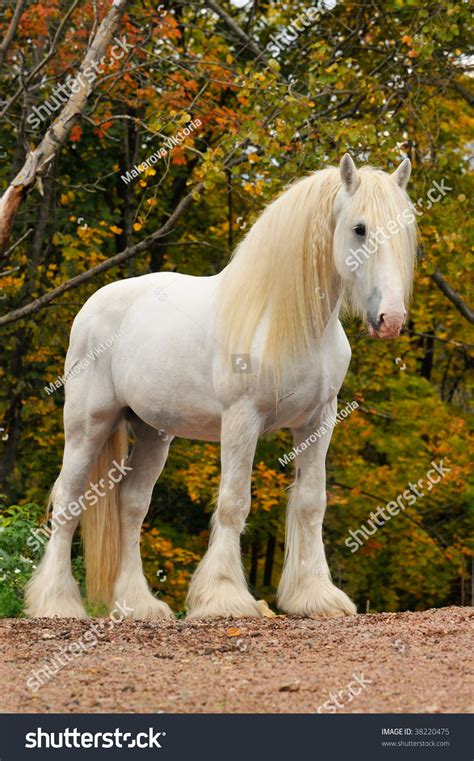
[[430, 268, 474, 324], [418, 248, 474, 324], [405, 328, 474, 351], [0, 183, 202, 328], [426, 77, 474, 108], [205, 0, 268, 63], [449, 80, 474, 108], [0, 0, 25, 66], [1, 227, 33, 259]]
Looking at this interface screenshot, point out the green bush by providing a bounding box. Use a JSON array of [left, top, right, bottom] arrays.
[[0, 502, 44, 617], [0, 501, 89, 617]]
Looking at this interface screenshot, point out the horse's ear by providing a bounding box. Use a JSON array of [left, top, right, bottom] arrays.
[[392, 158, 411, 190], [340, 153, 360, 195]]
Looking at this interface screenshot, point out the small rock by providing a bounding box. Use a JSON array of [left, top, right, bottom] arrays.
[[279, 682, 300, 692]]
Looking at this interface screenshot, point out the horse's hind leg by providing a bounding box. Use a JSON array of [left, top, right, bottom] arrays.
[[25, 404, 120, 618], [111, 417, 173, 620], [186, 401, 262, 619]]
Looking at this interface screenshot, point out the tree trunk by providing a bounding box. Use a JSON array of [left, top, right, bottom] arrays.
[[263, 532, 276, 587], [0, 329, 27, 488], [249, 536, 260, 587], [419, 331, 435, 380]]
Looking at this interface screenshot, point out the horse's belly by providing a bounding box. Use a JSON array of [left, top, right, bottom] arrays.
[[104, 273, 223, 439], [125, 390, 223, 442], [114, 330, 222, 441]]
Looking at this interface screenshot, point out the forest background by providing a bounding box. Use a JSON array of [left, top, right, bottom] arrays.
[[0, 0, 472, 617]]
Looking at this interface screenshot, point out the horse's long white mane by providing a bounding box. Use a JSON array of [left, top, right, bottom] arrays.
[[218, 165, 417, 373]]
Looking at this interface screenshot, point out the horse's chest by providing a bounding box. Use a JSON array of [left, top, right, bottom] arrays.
[[266, 376, 338, 431], [267, 333, 351, 431]]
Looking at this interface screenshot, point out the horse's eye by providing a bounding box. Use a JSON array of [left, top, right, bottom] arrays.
[[353, 223, 366, 237]]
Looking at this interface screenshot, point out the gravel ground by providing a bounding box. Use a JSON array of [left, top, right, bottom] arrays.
[[0, 606, 472, 714]]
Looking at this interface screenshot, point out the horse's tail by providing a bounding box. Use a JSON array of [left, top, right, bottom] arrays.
[[81, 420, 128, 607]]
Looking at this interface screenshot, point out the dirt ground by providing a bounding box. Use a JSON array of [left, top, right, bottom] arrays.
[[1, 606, 472, 714]]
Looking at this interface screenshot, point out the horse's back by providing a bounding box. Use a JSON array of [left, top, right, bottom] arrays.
[[67, 272, 217, 363], [62, 272, 223, 438]]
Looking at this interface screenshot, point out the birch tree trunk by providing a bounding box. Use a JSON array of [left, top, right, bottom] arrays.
[[0, 0, 130, 251]]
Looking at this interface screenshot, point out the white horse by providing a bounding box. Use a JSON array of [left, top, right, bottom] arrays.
[[26, 154, 416, 620]]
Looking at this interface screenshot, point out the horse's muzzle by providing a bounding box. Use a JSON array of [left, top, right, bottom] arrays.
[[368, 313, 405, 339]]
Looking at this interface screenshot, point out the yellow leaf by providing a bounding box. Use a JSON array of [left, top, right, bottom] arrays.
[[257, 600, 276, 618]]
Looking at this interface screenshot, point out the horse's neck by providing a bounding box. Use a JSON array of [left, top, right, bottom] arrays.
[[315, 291, 345, 344]]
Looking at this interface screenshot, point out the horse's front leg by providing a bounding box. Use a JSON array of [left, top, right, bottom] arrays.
[[277, 399, 357, 617], [186, 401, 262, 619]]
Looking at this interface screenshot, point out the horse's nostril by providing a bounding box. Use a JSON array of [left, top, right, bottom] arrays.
[[378, 313, 386, 326]]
